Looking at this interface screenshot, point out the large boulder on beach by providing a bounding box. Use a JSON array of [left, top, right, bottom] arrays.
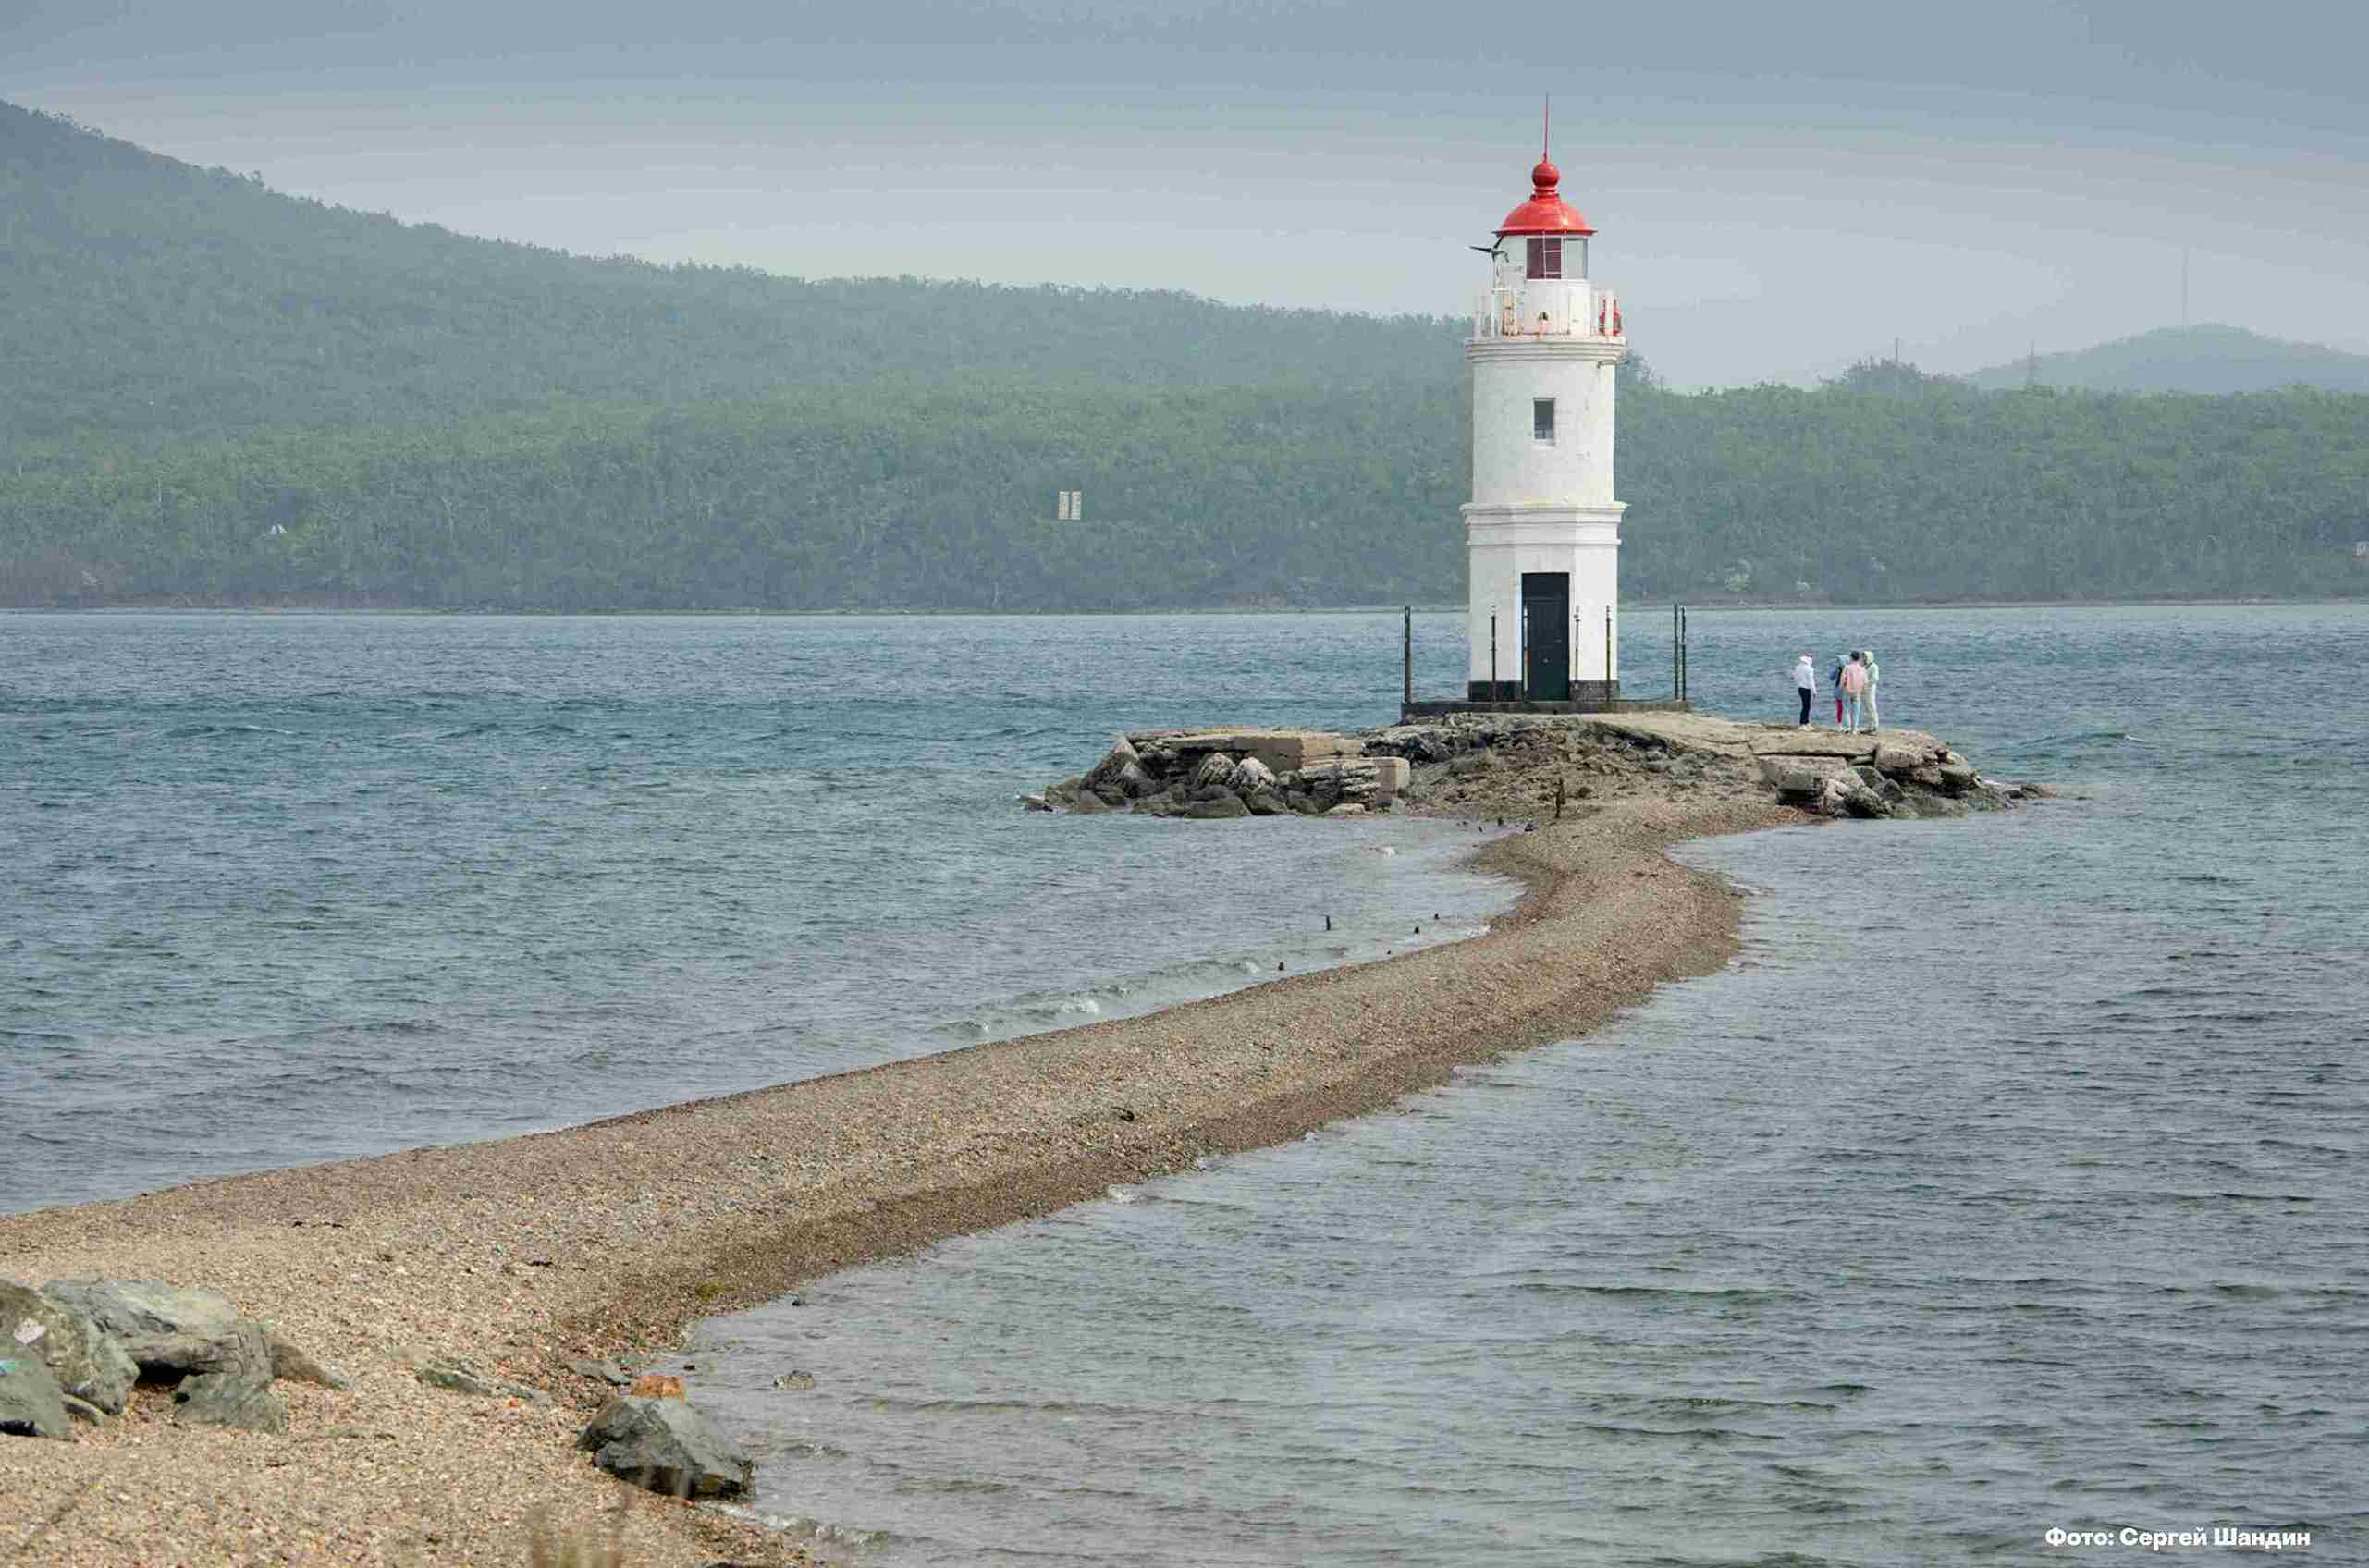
[[1184, 792, 1249, 819], [577, 1394, 754, 1500], [2, 1281, 137, 1414], [0, 1344, 70, 1439], [41, 1279, 256, 1380]]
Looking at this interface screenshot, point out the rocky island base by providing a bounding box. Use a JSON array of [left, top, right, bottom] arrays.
[[1032, 711, 2044, 825]]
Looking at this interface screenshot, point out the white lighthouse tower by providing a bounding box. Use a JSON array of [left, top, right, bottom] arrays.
[[1462, 134, 1627, 704]]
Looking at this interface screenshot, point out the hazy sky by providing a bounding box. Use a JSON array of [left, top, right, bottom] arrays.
[[7, 0, 2366, 386]]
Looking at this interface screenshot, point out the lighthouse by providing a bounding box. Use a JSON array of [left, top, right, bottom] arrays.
[[1462, 136, 1626, 704]]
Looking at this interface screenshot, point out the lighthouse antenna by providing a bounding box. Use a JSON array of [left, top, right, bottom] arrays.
[[1542, 94, 1551, 160]]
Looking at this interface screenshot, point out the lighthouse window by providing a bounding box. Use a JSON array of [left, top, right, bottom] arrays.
[[1526, 237, 1563, 280], [1533, 398, 1556, 443]]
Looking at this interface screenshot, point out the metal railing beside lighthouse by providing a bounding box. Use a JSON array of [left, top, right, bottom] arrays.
[[1472, 286, 1624, 340]]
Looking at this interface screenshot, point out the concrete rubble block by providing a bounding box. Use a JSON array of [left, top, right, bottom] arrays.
[[1871, 741, 1926, 776], [1297, 756, 1409, 799], [1164, 729, 1359, 776], [1755, 754, 1855, 800], [3, 1280, 138, 1414]]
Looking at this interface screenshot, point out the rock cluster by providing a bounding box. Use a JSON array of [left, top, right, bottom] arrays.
[[1029, 730, 1411, 820], [1754, 738, 2008, 818], [2, 1277, 345, 1440], [5, 1273, 761, 1504], [1031, 712, 2044, 830]]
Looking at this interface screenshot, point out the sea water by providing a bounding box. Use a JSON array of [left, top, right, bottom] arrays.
[[1, 610, 1513, 1212], [7, 605, 2364, 1563], [669, 604, 2366, 1564]]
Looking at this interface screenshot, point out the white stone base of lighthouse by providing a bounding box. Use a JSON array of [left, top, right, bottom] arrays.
[[1461, 503, 1624, 704]]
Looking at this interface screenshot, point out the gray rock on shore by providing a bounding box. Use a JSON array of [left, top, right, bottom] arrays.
[[3, 1280, 137, 1414], [40, 1277, 295, 1433], [577, 1393, 755, 1499], [419, 1359, 551, 1404], [42, 1278, 248, 1378], [0, 1342, 71, 1439], [568, 1357, 633, 1388], [173, 1365, 289, 1433], [268, 1329, 351, 1391]]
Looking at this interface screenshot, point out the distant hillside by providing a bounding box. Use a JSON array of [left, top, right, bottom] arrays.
[[0, 101, 1459, 453], [5, 103, 2366, 611], [1965, 325, 2369, 395]]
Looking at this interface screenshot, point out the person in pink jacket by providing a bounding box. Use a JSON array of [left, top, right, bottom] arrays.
[[1839, 651, 1871, 733]]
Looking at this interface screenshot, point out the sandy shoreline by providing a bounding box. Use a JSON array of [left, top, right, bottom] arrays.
[[2, 793, 1797, 1566]]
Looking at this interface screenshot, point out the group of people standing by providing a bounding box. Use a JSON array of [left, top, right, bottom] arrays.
[[1789, 649, 1881, 733]]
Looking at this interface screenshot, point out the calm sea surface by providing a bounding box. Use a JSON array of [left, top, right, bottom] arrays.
[[7, 605, 2365, 1563]]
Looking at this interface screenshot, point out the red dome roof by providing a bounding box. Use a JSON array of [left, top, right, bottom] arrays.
[[1497, 157, 1595, 238]]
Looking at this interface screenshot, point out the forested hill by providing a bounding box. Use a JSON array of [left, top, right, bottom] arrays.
[[5, 104, 2367, 609], [1964, 325, 2369, 396], [0, 101, 1458, 451]]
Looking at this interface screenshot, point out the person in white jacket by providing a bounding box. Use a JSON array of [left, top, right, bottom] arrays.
[[1861, 647, 1881, 733], [1791, 653, 1817, 727]]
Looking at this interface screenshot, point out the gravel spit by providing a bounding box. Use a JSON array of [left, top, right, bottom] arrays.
[[0, 794, 1792, 1564]]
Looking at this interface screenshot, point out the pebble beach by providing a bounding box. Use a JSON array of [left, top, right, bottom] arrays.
[[0, 779, 1802, 1565]]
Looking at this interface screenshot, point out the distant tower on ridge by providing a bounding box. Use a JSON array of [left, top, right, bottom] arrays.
[[1463, 117, 1627, 704]]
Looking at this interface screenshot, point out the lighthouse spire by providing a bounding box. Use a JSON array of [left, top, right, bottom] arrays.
[[1542, 94, 1551, 161]]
